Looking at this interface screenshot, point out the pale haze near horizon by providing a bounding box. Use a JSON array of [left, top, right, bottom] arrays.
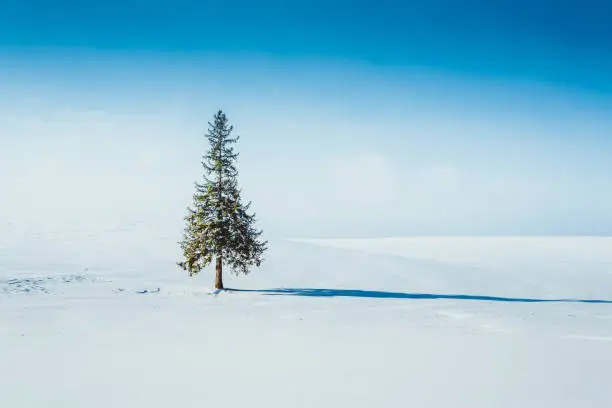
[[1, 56, 611, 240]]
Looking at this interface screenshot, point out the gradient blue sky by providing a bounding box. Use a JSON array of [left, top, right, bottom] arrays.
[[1, 0, 611, 237]]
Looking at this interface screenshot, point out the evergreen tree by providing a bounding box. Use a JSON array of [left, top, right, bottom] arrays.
[[178, 110, 267, 289]]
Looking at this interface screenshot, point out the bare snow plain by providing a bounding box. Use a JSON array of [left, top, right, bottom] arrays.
[[1, 226, 612, 407]]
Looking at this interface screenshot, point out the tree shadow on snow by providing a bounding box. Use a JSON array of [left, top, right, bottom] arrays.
[[229, 288, 612, 304]]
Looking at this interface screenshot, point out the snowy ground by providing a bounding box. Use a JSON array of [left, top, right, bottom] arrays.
[[2, 229, 612, 407]]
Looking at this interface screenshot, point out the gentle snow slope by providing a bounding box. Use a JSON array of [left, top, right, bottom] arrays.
[[1, 233, 612, 407]]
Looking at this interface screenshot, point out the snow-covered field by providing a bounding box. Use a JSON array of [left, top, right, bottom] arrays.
[[2, 228, 612, 407]]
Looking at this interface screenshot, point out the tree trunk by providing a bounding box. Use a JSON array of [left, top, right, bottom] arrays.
[[214, 256, 224, 290]]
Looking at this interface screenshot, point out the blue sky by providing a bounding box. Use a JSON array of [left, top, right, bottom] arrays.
[[2, 0, 612, 91], [1, 0, 611, 237]]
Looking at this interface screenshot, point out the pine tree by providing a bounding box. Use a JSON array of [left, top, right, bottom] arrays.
[[178, 110, 267, 289]]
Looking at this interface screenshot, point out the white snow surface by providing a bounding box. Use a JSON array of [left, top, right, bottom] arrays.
[[2, 229, 612, 407]]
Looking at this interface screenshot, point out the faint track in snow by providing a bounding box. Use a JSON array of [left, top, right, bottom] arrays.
[[0, 274, 99, 295]]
